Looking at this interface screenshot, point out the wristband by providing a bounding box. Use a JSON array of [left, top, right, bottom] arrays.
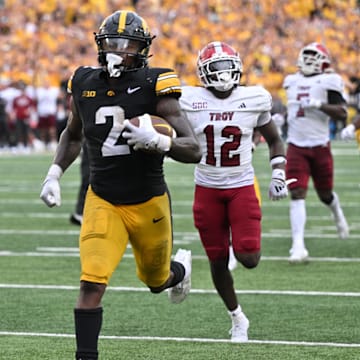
[[156, 134, 172, 152], [47, 164, 63, 180], [270, 156, 286, 167]]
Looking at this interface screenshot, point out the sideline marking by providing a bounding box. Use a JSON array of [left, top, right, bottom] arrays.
[[0, 331, 359, 348]]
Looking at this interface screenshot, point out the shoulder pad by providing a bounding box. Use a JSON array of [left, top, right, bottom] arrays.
[[319, 73, 345, 93], [154, 69, 182, 98]]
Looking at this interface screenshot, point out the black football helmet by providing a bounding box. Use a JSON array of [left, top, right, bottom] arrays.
[[94, 10, 154, 76]]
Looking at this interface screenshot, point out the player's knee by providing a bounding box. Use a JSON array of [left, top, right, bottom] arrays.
[[238, 253, 260, 269]]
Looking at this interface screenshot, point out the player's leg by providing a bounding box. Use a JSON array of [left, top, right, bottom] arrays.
[[312, 144, 349, 239], [129, 192, 191, 302], [193, 185, 248, 342], [286, 144, 310, 263], [75, 187, 129, 360], [227, 185, 262, 342], [228, 176, 261, 271]]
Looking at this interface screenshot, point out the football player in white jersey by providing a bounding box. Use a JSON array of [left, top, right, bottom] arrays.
[[283, 42, 349, 264], [180, 41, 288, 342]]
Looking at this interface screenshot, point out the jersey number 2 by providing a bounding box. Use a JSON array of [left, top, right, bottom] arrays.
[[95, 105, 130, 157]]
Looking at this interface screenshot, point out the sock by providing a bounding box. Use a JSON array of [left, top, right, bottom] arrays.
[[169, 260, 185, 287], [74, 307, 103, 360], [228, 305, 243, 324], [328, 192, 344, 221], [290, 199, 306, 250]]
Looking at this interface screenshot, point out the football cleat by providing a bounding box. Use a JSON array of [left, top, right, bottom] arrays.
[[288, 247, 309, 264], [229, 312, 249, 343], [168, 249, 192, 304]]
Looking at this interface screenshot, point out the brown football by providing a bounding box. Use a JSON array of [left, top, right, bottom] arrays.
[[128, 114, 176, 138]]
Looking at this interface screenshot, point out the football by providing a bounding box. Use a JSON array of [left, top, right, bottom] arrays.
[[128, 114, 176, 138]]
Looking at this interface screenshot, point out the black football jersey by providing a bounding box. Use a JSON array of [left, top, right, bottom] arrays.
[[69, 66, 181, 204]]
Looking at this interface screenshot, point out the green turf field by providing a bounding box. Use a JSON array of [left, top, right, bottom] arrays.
[[0, 141, 360, 359]]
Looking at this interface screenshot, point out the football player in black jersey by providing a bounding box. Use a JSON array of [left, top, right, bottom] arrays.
[[40, 10, 201, 360]]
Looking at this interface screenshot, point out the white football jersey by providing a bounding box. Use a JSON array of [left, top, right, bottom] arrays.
[[180, 85, 272, 189], [283, 71, 346, 147]]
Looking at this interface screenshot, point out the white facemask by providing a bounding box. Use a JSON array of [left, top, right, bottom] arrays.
[[106, 53, 124, 77]]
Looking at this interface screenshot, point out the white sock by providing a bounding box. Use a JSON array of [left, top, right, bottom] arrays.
[[328, 192, 344, 221], [290, 199, 306, 250], [228, 305, 242, 318]]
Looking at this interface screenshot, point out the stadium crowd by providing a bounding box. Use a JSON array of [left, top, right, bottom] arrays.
[[1, 0, 360, 152]]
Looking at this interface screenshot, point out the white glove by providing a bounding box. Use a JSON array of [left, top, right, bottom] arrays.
[[268, 169, 288, 200], [340, 124, 355, 140], [40, 164, 63, 207], [300, 98, 322, 109], [122, 114, 171, 153]]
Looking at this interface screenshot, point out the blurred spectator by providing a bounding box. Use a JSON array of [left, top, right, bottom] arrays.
[[0, 0, 360, 133], [34, 79, 60, 151], [12, 81, 36, 152], [347, 76, 360, 114], [0, 79, 21, 149], [56, 78, 71, 141], [0, 94, 9, 150]]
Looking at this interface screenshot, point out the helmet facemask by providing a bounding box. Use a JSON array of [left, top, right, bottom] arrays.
[[197, 42, 242, 92], [297, 43, 331, 76], [94, 11, 153, 77]]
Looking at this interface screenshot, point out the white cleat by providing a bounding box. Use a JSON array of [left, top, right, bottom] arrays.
[[289, 248, 309, 264], [168, 249, 192, 304], [335, 216, 349, 240], [228, 245, 238, 271], [229, 312, 249, 343]]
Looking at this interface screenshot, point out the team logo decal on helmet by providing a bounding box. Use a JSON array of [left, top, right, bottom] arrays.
[[94, 10, 154, 77], [297, 42, 331, 76], [197, 41, 243, 92]]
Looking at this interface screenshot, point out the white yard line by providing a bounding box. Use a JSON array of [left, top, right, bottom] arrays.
[[0, 250, 360, 263], [0, 331, 359, 348], [0, 284, 359, 297]]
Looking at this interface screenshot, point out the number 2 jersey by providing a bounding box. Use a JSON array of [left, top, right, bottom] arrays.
[[180, 85, 272, 189], [68, 66, 181, 204]]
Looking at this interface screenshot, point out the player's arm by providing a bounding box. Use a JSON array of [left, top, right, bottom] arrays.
[[259, 118, 286, 164], [319, 90, 348, 122], [40, 97, 83, 207], [53, 97, 83, 170], [341, 113, 360, 140], [258, 116, 288, 201], [156, 96, 201, 163]]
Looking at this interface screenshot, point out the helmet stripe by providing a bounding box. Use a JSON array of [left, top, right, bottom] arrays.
[[118, 11, 128, 32], [141, 18, 149, 33]]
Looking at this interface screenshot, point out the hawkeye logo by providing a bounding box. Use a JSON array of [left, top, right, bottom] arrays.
[[82, 90, 96, 97]]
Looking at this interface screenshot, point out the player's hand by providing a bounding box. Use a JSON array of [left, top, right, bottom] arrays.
[[40, 164, 63, 207], [268, 169, 288, 200], [300, 98, 322, 109], [123, 114, 171, 152], [340, 124, 355, 140]]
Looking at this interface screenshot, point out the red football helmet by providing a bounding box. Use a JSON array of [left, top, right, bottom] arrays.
[[297, 42, 331, 76], [197, 41, 242, 91]]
